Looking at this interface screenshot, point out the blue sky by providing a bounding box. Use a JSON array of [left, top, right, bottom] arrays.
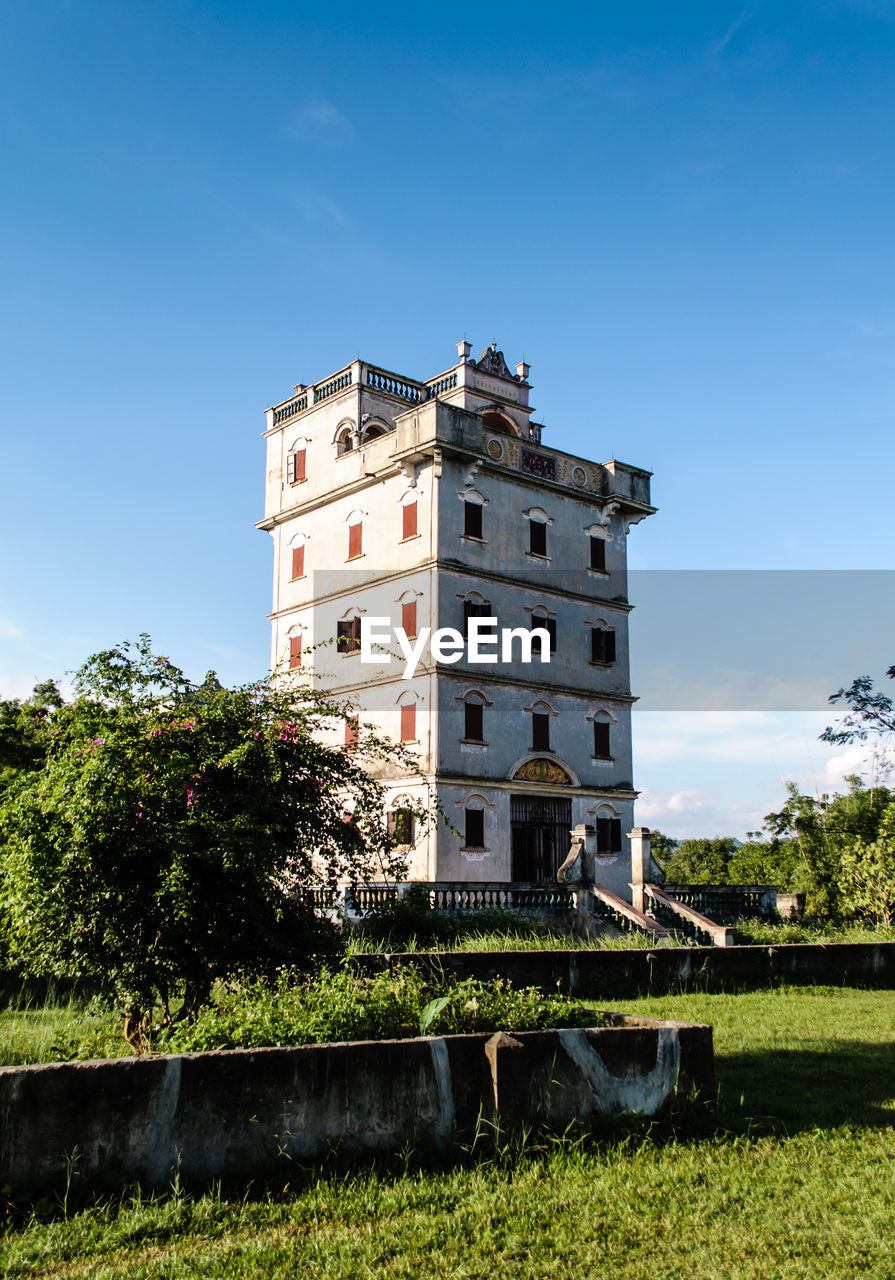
[[2, 0, 894, 836]]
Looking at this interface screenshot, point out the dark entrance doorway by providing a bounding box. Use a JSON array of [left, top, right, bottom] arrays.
[[510, 795, 573, 883]]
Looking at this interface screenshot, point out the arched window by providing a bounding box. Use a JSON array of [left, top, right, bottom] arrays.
[[336, 607, 363, 655], [527, 699, 555, 752], [589, 621, 616, 665], [288, 531, 307, 580], [461, 691, 488, 743], [481, 409, 518, 437], [336, 427, 354, 455], [588, 710, 615, 759], [286, 438, 308, 485], [361, 418, 391, 444], [345, 509, 364, 561], [396, 690, 419, 743], [592, 806, 622, 855], [585, 522, 609, 573], [400, 490, 418, 541], [524, 506, 551, 558]]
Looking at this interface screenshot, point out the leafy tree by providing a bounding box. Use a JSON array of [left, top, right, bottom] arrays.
[[764, 778, 893, 918], [0, 637, 411, 1048], [726, 837, 802, 889], [0, 679, 63, 803], [662, 837, 739, 885], [821, 665, 895, 755], [838, 801, 895, 927]]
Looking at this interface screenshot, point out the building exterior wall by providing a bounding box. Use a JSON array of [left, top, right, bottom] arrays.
[[258, 343, 655, 902]]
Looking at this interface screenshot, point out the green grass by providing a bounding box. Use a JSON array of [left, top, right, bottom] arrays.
[[732, 918, 895, 946], [348, 916, 895, 953], [3, 986, 895, 1278], [345, 924, 656, 953]]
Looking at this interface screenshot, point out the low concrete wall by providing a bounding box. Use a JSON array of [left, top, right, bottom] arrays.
[[0, 1018, 713, 1197], [350, 942, 895, 997]]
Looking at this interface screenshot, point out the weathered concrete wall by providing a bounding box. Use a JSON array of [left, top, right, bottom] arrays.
[[0, 1019, 712, 1197], [350, 941, 895, 997]]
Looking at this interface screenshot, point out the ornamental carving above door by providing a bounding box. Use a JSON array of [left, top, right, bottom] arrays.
[[512, 758, 573, 785]]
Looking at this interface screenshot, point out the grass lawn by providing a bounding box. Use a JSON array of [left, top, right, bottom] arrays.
[[3, 985, 895, 1278]]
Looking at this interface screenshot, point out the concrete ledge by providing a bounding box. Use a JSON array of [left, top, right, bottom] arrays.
[[0, 1018, 713, 1197], [349, 941, 895, 997]]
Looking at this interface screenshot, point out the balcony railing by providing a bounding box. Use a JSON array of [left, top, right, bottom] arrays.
[[314, 370, 353, 403], [426, 372, 458, 397], [273, 393, 308, 425]]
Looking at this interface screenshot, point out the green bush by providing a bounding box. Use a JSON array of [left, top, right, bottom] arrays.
[[161, 966, 601, 1053]]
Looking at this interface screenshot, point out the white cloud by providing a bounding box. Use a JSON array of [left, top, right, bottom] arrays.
[[631, 710, 893, 839], [286, 99, 355, 147]]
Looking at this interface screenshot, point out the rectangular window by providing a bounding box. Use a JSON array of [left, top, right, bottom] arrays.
[[529, 520, 547, 557], [593, 720, 611, 758], [344, 716, 358, 750], [401, 600, 417, 638], [400, 703, 416, 742], [291, 545, 305, 580], [464, 701, 484, 742], [590, 536, 606, 573], [464, 501, 483, 539], [388, 808, 414, 846], [597, 817, 622, 854], [348, 522, 362, 559], [289, 635, 302, 669], [591, 628, 616, 664], [287, 449, 306, 484], [533, 615, 556, 657], [463, 599, 492, 637], [465, 808, 485, 848], [337, 617, 362, 654], [532, 712, 550, 751], [402, 501, 418, 540]]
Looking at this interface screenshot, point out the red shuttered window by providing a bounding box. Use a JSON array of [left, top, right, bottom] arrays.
[[336, 617, 362, 655], [401, 600, 417, 638], [348, 522, 362, 560], [400, 703, 416, 742], [291, 545, 305, 579], [289, 635, 302, 669], [402, 501, 418, 540], [287, 450, 306, 484], [344, 716, 359, 750]]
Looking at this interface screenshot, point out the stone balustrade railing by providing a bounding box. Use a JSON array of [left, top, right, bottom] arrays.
[[644, 885, 733, 947], [273, 392, 308, 425], [314, 370, 353, 403], [663, 885, 777, 924], [590, 885, 673, 938], [426, 372, 458, 397]]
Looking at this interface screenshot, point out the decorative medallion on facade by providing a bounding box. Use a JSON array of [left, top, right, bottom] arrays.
[[572, 465, 588, 487], [474, 343, 518, 381], [487, 438, 504, 460], [512, 758, 573, 785]]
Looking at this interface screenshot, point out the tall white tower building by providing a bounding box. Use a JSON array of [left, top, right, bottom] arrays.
[[257, 341, 655, 902]]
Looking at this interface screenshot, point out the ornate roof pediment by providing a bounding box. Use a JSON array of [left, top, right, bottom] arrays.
[[474, 343, 518, 382]]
